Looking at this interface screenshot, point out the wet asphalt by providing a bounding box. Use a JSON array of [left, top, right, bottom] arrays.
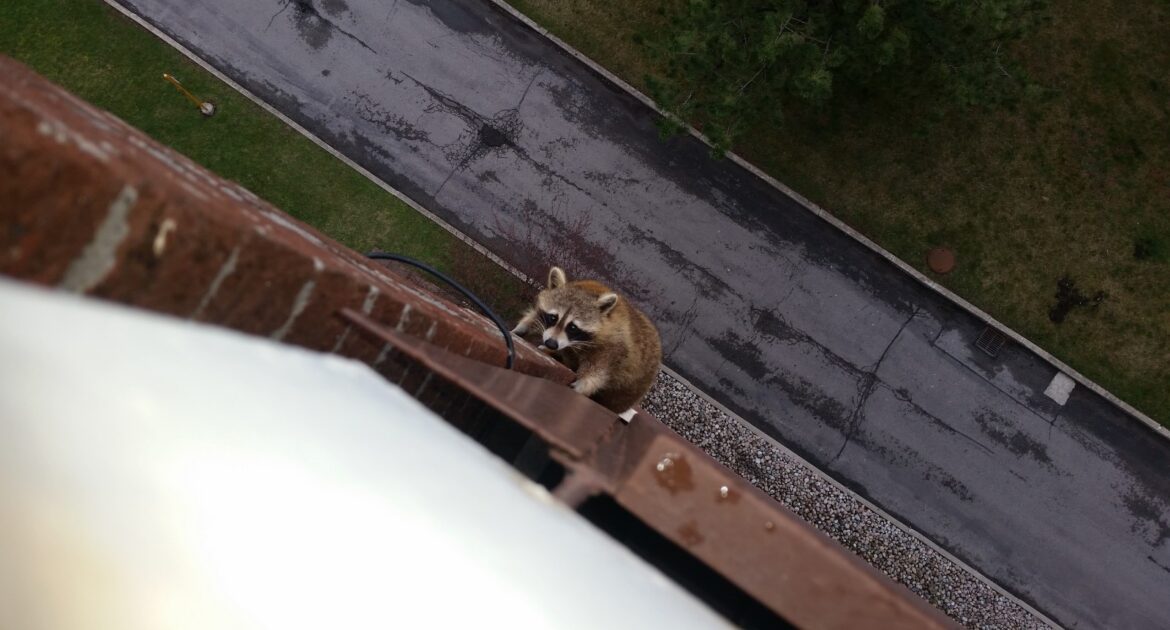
[[112, 0, 1170, 626]]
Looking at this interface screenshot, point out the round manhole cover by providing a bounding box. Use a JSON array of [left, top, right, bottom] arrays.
[[927, 247, 955, 274]]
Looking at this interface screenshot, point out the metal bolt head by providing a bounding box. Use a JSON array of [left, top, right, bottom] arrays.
[[719, 485, 729, 498], [655, 456, 673, 473]]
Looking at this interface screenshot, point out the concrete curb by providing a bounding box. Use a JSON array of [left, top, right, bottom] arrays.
[[481, 0, 1169, 443]]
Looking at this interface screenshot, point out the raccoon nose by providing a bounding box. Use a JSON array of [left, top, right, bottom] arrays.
[[543, 338, 559, 350]]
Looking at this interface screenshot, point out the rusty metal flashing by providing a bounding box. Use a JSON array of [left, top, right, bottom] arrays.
[[342, 308, 955, 629], [341, 308, 616, 459]]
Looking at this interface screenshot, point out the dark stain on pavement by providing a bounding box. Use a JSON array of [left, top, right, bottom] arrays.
[[284, 0, 378, 53], [1122, 487, 1170, 547], [627, 225, 733, 300], [583, 170, 642, 190], [352, 92, 432, 144], [402, 0, 496, 36], [478, 122, 509, 148], [766, 371, 850, 433], [974, 409, 1055, 468], [716, 377, 747, 397], [319, 0, 347, 15], [544, 79, 613, 140], [710, 331, 769, 380], [750, 306, 868, 381], [291, 0, 333, 49], [936, 472, 976, 502], [249, 79, 307, 120], [753, 307, 801, 344], [849, 431, 975, 503]]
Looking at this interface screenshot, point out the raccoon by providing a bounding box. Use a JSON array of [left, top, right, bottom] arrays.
[[512, 267, 662, 420]]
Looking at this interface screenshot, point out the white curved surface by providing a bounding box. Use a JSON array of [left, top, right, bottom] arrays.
[[0, 279, 725, 630]]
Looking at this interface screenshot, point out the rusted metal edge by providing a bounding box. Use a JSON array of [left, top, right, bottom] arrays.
[[342, 307, 955, 629], [341, 307, 617, 459], [596, 420, 956, 630]]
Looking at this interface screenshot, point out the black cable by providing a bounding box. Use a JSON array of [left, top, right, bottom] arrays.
[[366, 251, 515, 370]]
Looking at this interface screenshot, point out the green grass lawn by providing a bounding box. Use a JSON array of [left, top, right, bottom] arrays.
[[0, 0, 528, 318], [512, 0, 1170, 426]]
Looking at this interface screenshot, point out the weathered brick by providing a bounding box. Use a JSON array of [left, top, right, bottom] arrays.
[[279, 268, 364, 353], [91, 197, 232, 317], [0, 54, 573, 385]]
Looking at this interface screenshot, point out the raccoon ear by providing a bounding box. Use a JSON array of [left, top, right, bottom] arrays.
[[548, 267, 567, 289], [597, 292, 619, 315]]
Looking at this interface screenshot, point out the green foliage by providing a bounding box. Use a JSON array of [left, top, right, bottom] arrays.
[[643, 0, 1048, 151], [1133, 233, 1168, 262]]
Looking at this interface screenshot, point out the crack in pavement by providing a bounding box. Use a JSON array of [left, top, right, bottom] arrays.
[[517, 69, 542, 109], [772, 261, 807, 309], [351, 91, 432, 143], [403, 71, 491, 128], [433, 151, 475, 199], [402, 71, 597, 202], [887, 383, 996, 456], [666, 291, 702, 360], [265, 0, 292, 30], [832, 306, 920, 462], [930, 324, 946, 346]]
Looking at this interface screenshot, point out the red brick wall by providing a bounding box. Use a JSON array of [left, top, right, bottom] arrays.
[[0, 55, 571, 384]]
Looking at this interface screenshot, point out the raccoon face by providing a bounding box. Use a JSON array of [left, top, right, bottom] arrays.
[[536, 304, 596, 352], [535, 267, 618, 352]]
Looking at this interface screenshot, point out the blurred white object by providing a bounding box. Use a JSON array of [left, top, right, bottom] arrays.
[[0, 279, 725, 630]]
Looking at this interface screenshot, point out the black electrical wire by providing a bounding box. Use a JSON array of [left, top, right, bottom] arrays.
[[366, 251, 515, 370]]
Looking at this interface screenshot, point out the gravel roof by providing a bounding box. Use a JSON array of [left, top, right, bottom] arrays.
[[644, 372, 1053, 630]]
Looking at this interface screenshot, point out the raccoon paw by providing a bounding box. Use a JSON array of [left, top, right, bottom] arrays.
[[570, 376, 603, 397]]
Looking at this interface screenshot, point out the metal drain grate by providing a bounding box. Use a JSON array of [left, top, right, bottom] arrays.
[[975, 326, 1008, 357]]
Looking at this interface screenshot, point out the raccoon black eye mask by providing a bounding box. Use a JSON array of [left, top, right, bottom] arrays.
[[565, 321, 593, 342]]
